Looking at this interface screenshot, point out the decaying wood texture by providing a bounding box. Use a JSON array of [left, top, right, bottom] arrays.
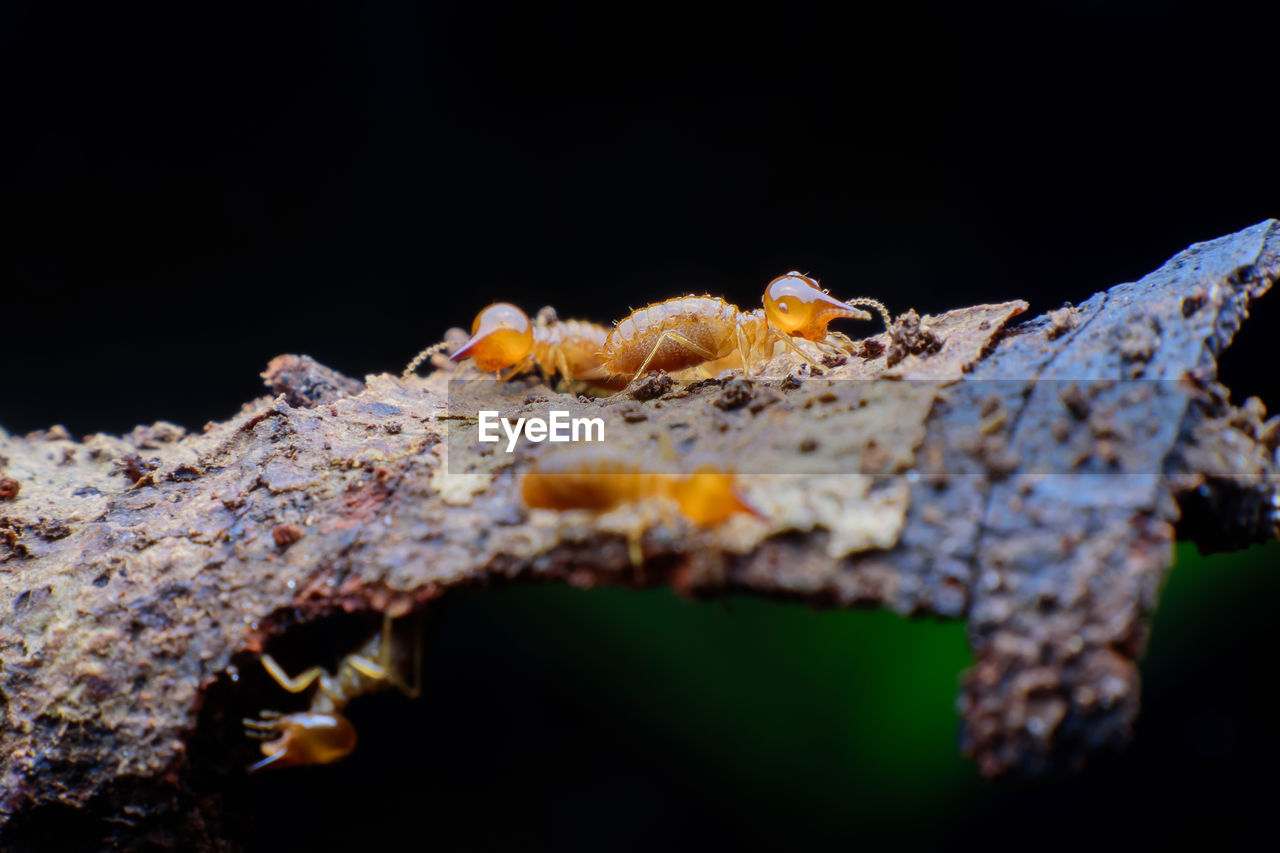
[[1, 221, 1278, 846]]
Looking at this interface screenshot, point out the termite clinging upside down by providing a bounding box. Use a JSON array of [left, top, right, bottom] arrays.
[[242, 614, 420, 771]]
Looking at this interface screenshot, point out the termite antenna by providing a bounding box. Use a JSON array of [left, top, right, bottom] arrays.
[[401, 341, 450, 379], [845, 297, 893, 330]]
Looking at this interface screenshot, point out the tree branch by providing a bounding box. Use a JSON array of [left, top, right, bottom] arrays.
[[1, 220, 1277, 846]]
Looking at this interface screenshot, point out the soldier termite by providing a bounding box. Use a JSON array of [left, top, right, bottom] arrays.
[[402, 302, 618, 390], [242, 614, 421, 771], [595, 272, 891, 392]]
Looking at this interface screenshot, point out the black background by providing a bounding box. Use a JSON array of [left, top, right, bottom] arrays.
[[5, 2, 1280, 851], [6, 2, 1278, 436]]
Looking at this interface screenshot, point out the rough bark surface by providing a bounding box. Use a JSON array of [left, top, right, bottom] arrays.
[[0, 221, 1277, 847]]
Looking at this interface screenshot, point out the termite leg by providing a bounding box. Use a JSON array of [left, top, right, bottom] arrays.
[[620, 330, 719, 393], [402, 341, 450, 379], [259, 656, 326, 694], [825, 331, 858, 355], [351, 613, 422, 698], [346, 654, 389, 681], [243, 658, 325, 742], [811, 336, 853, 359], [735, 325, 753, 379], [343, 613, 397, 683], [770, 330, 822, 368], [554, 348, 579, 394], [382, 612, 423, 699]]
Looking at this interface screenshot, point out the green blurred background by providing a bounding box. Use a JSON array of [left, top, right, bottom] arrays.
[[244, 540, 1280, 850]]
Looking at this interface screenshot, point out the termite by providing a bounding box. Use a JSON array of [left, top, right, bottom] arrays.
[[402, 302, 617, 390], [764, 271, 893, 351], [520, 446, 764, 565], [242, 614, 420, 771], [596, 272, 891, 390]]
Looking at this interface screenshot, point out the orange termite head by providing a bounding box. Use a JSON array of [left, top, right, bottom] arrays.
[[451, 303, 534, 373], [763, 272, 872, 341], [249, 712, 357, 772], [672, 466, 767, 526]]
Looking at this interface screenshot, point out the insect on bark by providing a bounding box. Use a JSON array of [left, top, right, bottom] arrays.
[[402, 303, 619, 390], [242, 614, 421, 771], [594, 272, 891, 392]]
